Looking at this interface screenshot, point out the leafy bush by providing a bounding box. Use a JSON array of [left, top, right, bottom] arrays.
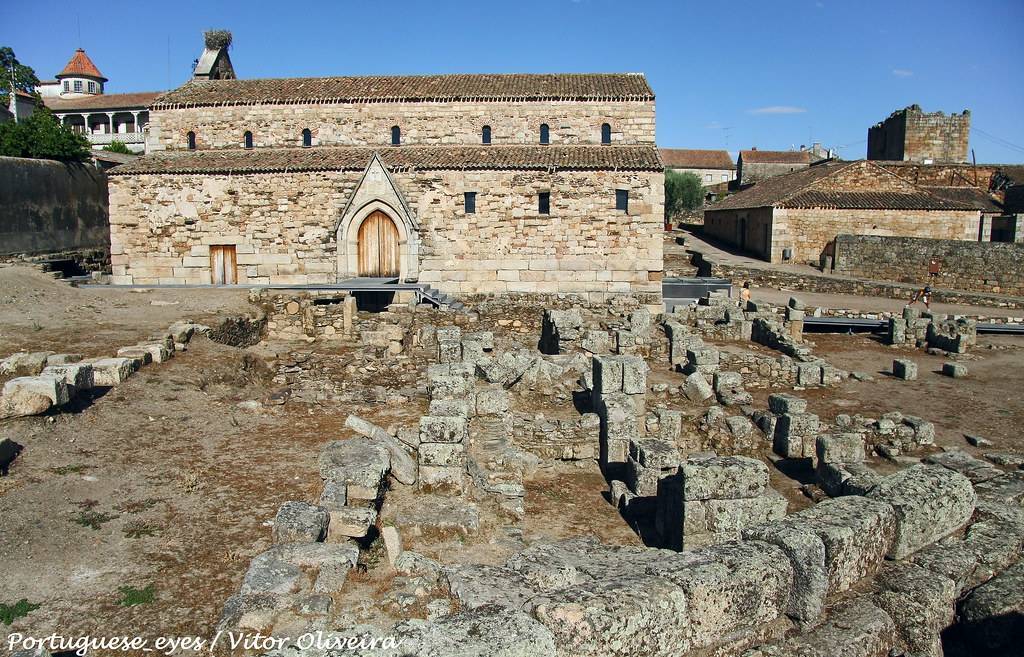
[[103, 140, 132, 154], [0, 108, 91, 162], [664, 169, 705, 218], [117, 585, 155, 607], [1, 599, 40, 625]]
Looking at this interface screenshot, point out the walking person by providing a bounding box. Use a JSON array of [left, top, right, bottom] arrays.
[[908, 285, 932, 310]]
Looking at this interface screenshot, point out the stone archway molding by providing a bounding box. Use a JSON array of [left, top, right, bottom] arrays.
[[335, 152, 419, 282]]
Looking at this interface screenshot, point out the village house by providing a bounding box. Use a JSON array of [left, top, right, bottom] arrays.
[[735, 148, 822, 186], [703, 159, 990, 264], [106, 37, 664, 302], [37, 49, 162, 153], [660, 148, 735, 186]]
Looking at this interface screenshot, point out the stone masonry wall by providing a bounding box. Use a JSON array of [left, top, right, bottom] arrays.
[[108, 168, 663, 300], [867, 106, 970, 163], [774, 207, 979, 265], [147, 100, 656, 151], [832, 234, 1024, 296]]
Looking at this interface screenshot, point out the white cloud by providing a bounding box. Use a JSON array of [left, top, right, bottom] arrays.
[[747, 106, 807, 115], [892, 68, 914, 77]]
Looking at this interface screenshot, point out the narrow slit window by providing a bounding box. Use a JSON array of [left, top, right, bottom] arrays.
[[464, 191, 477, 214], [539, 124, 550, 145], [187, 131, 196, 150], [302, 129, 312, 147], [601, 123, 611, 144], [243, 131, 253, 149], [482, 125, 491, 145], [538, 192, 550, 215], [391, 125, 401, 145], [616, 189, 629, 212]]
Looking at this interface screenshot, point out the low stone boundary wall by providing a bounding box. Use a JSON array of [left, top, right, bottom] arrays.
[[832, 234, 1024, 297], [694, 251, 1024, 310]]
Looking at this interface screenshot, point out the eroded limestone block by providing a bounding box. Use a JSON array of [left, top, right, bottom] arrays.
[[742, 522, 828, 622], [531, 577, 688, 657], [0, 352, 51, 376], [768, 393, 807, 415], [651, 541, 793, 652], [88, 357, 138, 386], [790, 496, 896, 595], [747, 598, 897, 657], [872, 561, 956, 657], [388, 606, 557, 657], [41, 363, 94, 391], [955, 561, 1024, 655], [893, 359, 918, 380], [327, 506, 377, 540], [681, 455, 769, 501], [866, 464, 975, 559], [815, 433, 866, 465], [419, 415, 468, 444], [318, 438, 390, 502], [683, 372, 714, 402], [272, 501, 329, 544]]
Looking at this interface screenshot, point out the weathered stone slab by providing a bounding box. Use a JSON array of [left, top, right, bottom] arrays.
[[388, 606, 557, 657], [344, 415, 416, 485], [815, 433, 865, 465], [272, 501, 329, 544], [0, 352, 51, 376], [955, 561, 1024, 655], [318, 438, 390, 502], [768, 393, 807, 415], [0, 376, 64, 418], [327, 506, 377, 540], [683, 372, 714, 402], [872, 561, 956, 657], [681, 455, 769, 500], [419, 415, 468, 444], [866, 464, 975, 558], [972, 470, 1024, 506], [792, 496, 896, 595], [41, 363, 94, 391], [746, 598, 897, 657], [531, 577, 688, 657], [88, 357, 137, 386], [893, 358, 918, 380], [924, 449, 1002, 483], [650, 541, 793, 652], [742, 523, 827, 621]]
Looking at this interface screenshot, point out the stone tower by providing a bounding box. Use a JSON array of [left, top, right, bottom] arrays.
[[867, 105, 970, 163]]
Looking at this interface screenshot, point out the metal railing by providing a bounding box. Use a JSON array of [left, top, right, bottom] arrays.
[[88, 131, 146, 145]]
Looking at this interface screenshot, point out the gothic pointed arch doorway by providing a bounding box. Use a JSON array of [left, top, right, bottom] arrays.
[[357, 210, 401, 277]]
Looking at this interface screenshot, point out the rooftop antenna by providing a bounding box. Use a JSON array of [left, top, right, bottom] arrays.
[[166, 35, 170, 90], [77, 15, 82, 48]]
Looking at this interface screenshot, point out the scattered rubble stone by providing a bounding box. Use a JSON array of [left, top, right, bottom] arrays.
[[892, 359, 918, 380], [272, 501, 330, 544]]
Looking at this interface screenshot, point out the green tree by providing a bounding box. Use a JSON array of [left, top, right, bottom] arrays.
[[103, 140, 132, 154], [664, 169, 705, 217], [0, 107, 92, 162], [0, 46, 41, 107]]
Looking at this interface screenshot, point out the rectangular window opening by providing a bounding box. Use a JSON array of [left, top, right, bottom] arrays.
[[615, 189, 629, 212], [538, 192, 550, 215], [464, 191, 477, 214]]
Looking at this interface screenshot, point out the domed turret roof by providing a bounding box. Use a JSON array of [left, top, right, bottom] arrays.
[[56, 48, 107, 82]]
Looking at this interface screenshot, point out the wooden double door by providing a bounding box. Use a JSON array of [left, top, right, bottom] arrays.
[[357, 210, 400, 278], [210, 245, 237, 285]]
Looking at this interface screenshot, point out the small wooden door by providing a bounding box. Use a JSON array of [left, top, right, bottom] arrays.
[[210, 245, 237, 285], [357, 211, 400, 277]]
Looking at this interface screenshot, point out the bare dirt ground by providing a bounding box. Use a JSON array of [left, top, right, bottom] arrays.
[[803, 332, 1024, 454], [0, 264, 252, 356]]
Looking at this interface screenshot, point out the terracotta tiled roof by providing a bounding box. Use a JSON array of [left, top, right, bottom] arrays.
[[108, 145, 664, 175], [44, 92, 164, 112], [921, 186, 1004, 212], [660, 148, 734, 170], [151, 73, 654, 108], [57, 49, 106, 81], [739, 149, 813, 164], [708, 161, 977, 212]]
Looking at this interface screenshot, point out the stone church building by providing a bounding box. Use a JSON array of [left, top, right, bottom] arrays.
[[108, 40, 664, 302]]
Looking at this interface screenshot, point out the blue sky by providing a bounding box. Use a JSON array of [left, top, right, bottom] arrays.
[[3, 0, 1022, 162]]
